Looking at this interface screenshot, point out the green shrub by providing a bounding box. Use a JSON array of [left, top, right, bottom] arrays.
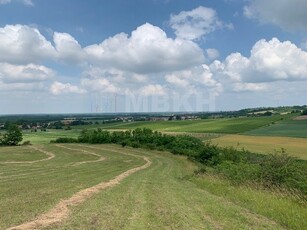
[[194, 142, 220, 165], [1, 125, 23, 146], [259, 153, 306, 192]]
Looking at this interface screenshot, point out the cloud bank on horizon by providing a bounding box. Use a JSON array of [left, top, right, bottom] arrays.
[[0, 0, 306, 113]]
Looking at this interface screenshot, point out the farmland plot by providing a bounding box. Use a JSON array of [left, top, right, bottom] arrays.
[[0, 144, 305, 229]]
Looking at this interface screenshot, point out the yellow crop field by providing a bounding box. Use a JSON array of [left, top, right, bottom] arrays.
[[212, 135, 307, 160]]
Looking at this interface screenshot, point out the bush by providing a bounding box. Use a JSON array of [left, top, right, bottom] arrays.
[[216, 161, 260, 184], [194, 142, 220, 165], [1, 125, 23, 146], [259, 154, 306, 191], [219, 146, 247, 163]]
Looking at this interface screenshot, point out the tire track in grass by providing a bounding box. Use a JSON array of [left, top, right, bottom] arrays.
[[7, 148, 151, 230], [55, 145, 106, 166], [1, 145, 105, 181], [1, 146, 55, 164]]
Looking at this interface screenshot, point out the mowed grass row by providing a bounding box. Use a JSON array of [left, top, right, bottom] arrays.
[[45, 145, 305, 230], [211, 135, 307, 160], [0, 144, 145, 229]]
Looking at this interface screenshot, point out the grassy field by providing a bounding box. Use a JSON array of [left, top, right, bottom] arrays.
[[245, 118, 307, 138], [211, 134, 307, 160], [0, 144, 305, 229], [0, 146, 47, 162], [22, 129, 80, 144], [94, 115, 288, 134]]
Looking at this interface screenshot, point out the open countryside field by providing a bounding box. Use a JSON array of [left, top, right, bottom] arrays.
[[98, 115, 289, 134], [1, 144, 305, 229], [245, 118, 307, 138], [22, 130, 80, 145], [211, 135, 307, 160]]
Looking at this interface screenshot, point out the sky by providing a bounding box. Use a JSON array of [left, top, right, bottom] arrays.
[[0, 0, 306, 114]]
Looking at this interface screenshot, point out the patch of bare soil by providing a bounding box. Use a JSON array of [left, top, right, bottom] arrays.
[[293, 115, 307, 120], [7, 152, 151, 230], [55, 145, 106, 166], [3, 146, 55, 164]]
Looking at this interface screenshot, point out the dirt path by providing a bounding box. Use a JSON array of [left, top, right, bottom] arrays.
[[2, 146, 55, 164], [55, 145, 106, 166], [7, 151, 151, 230]]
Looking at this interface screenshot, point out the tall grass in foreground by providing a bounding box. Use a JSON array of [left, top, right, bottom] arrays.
[[192, 174, 307, 229]]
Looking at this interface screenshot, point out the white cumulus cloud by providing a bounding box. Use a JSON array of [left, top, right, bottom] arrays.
[[244, 0, 307, 32], [0, 0, 33, 5], [85, 23, 204, 74], [204, 38, 307, 92], [223, 38, 307, 83], [0, 63, 54, 83], [170, 6, 233, 40], [165, 65, 223, 95], [0, 24, 56, 64], [50, 81, 86, 95], [53, 32, 85, 64], [0, 23, 205, 76], [139, 84, 166, 96], [81, 78, 119, 93]]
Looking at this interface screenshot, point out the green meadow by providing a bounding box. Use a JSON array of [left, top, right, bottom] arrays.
[[1, 144, 305, 229], [245, 119, 307, 138]]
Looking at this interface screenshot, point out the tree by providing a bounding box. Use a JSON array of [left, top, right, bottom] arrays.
[[302, 109, 307, 115], [2, 125, 23, 146]]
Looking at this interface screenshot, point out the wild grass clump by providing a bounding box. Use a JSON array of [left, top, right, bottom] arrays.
[[22, 140, 32, 145]]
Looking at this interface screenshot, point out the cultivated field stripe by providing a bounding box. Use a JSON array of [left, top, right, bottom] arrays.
[[7, 150, 151, 230], [1, 146, 55, 164], [55, 144, 106, 166]]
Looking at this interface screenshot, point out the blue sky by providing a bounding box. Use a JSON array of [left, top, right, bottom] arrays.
[[0, 0, 306, 114]]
